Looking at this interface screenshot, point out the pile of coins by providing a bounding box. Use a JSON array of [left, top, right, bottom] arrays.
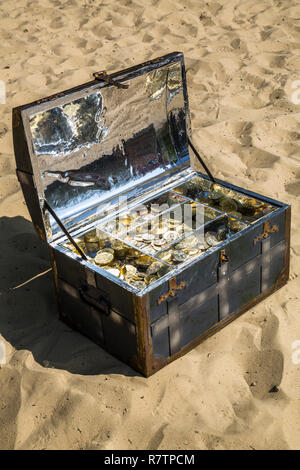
[[158, 233, 206, 265], [120, 202, 219, 256], [98, 192, 189, 236], [66, 229, 171, 291], [63, 180, 253, 291], [122, 218, 192, 255], [157, 217, 248, 266], [172, 176, 275, 223]]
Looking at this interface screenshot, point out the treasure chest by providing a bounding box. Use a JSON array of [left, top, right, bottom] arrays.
[[12, 52, 291, 377]]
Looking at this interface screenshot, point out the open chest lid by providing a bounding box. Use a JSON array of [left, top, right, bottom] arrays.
[[13, 52, 192, 242]]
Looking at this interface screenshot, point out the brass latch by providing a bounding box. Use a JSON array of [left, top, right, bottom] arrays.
[[219, 249, 228, 265], [93, 70, 129, 89], [158, 278, 186, 304], [254, 221, 279, 245]]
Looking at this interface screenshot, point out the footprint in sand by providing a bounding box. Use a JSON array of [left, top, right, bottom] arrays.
[[0, 154, 16, 175], [49, 17, 64, 30], [0, 175, 20, 201], [146, 424, 168, 450], [285, 180, 300, 197], [232, 314, 284, 399], [0, 122, 8, 139]]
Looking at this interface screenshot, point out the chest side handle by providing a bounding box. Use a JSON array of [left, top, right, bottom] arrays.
[[79, 286, 111, 316]]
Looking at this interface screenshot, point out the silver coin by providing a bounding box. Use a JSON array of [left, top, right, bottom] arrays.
[[152, 224, 170, 235], [176, 235, 197, 250], [145, 246, 156, 255], [133, 234, 144, 242], [196, 241, 205, 250], [142, 233, 156, 243], [152, 238, 165, 246], [146, 261, 162, 275], [205, 232, 220, 247], [163, 230, 178, 243], [173, 250, 188, 263]]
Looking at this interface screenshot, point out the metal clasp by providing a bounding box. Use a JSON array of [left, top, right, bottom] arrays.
[[158, 278, 186, 304], [219, 249, 228, 265], [254, 221, 279, 245], [93, 70, 129, 89]]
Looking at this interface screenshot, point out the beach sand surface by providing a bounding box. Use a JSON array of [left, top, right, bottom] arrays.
[[0, 0, 300, 450]]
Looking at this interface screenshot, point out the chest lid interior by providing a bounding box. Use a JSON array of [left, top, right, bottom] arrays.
[[13, 52, 191, 242]]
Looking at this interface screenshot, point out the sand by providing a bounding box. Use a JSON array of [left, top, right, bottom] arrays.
[[0, 0, 300, 450]]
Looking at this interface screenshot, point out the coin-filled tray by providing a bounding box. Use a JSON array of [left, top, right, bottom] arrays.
[[156, 215, 248, 266], [99, 191, 190, 236], [119, 200, 221, 255], [172, 175, 276, 223], [61, 173, 266, 292]]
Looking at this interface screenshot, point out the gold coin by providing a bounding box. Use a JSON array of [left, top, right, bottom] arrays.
[[241, 199, 261, 216], [102, 247, 114, 255], [74, 238, 86, 248], [158, 264, 170, 277], [132, 272, 146, 280], [119, 215, 132, 226], [145, 275, 159, 285], [219, 197, 238, 212], [66, 238, 86, 254], [125, 264, 137, 277], [104, 267, 120, 277], [212, 183, 227, 194], [126, 248, 141, 259], [206, 208, 219, 219], [135, 255, 152, 270], [95, 250, 114, 266], [130, 280, 147, 290], [230, 211, 243, 219], [85, 237, 99, 246], [112, 260, 122, 268], [111, 241, 127, 258], [187, 249, 199, 256], [208, 190, 222, 202], [158, 250, 173, 263], [229, 220, 247, 232], [135, 241, 146, 248]]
